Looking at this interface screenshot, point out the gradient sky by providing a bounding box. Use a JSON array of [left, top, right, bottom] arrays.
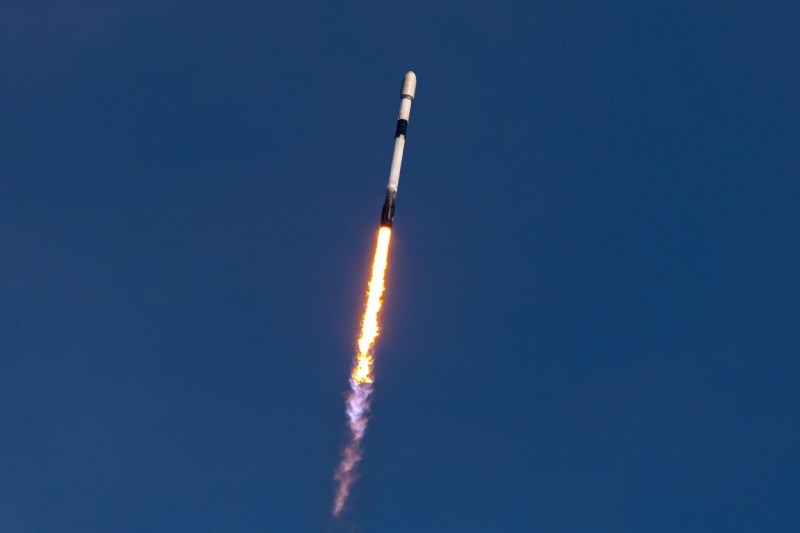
[[1, 2, 798, 531]]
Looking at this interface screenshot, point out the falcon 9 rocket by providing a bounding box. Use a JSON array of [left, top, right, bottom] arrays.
[[380, 71, 417, 227]]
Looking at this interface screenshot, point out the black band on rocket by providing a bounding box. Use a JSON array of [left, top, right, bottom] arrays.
[[394, 119, 408, 138]]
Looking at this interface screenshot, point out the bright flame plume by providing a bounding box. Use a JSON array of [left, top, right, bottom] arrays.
[[333, 226, 392, 517]]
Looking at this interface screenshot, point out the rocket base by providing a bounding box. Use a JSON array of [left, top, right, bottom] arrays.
[[380, 190, 396, 227]]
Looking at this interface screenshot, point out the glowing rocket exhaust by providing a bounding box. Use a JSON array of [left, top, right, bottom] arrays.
[[333, 72, 417, 517], [332, 227, 390, 517]]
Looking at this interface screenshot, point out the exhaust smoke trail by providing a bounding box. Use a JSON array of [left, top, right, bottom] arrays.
[[333, 226, 392, 517]]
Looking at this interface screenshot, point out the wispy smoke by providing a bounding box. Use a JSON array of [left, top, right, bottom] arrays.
[[333, 380, 373, 516]]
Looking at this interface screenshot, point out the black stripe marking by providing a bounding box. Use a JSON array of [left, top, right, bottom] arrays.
[[395, 119, 408, 138]]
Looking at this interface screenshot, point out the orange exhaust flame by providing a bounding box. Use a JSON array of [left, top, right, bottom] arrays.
[[333, 226, 392, 517]]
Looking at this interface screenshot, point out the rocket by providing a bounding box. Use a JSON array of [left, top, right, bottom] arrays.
[[380, 71, 417, 228]]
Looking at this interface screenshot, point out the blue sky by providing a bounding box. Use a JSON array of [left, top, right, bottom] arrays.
[[1, 2, 798, 531]]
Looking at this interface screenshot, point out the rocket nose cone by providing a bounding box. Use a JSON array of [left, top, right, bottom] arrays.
[[401, 71, 417, 99]]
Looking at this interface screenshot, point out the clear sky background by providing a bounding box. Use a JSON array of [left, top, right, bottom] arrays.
[[1, 2, 798, 532]]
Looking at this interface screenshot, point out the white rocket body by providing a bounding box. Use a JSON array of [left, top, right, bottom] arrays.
[[380, 71, 416, 227]]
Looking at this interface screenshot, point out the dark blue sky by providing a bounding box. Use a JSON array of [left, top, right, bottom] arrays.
[[1, 2, 798, 531]]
